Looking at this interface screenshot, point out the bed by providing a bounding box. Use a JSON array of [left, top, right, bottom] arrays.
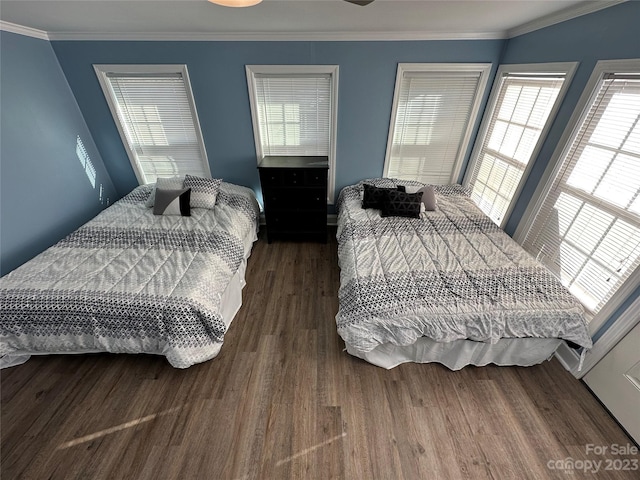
[[335, 178, 592, 370], [0, 180, 260, 369]]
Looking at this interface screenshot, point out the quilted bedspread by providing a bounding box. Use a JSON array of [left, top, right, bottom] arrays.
[[0, 182, 259, 368], [336, 179, 592, 355]]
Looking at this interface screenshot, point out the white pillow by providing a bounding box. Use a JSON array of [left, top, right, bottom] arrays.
[[184, 175, 222, 209], [420, 185, 437, 211], [145, 176, 185, 207], [405, 185, 437, 211]]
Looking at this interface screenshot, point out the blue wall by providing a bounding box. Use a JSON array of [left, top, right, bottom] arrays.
[[0, 31, 117, 275], [50, 39, 504, 202]]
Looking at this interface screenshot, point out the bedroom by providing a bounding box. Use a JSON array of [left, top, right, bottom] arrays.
[[1, 0, 639, 478]]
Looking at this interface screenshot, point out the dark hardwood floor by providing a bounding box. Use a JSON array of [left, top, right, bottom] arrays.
[[1, 230, 637, 479]]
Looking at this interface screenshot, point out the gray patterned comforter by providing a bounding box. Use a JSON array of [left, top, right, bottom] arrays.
[[0, 182, 259, 368], [336, 179, 592, 356]]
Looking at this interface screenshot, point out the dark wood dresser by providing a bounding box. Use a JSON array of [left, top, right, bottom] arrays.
[[258, 156, 329, 243]]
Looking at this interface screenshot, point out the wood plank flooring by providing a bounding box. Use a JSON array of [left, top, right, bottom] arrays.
[[1, 230, 637, 479]]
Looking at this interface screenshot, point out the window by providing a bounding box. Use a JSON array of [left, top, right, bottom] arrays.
[[246, 65, 339, 202], [518, 60, 640, 331], [465, 63, 576, 226], [94, 65, 210, 185], [384, 63, 491, 185]]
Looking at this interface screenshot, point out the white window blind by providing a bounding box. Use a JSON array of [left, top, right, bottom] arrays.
[[246, 65, 339, 202], [468, 73, 567, 225], [522, 73, 640, 316], [253, 74, 331, 157], [385, 65, 489, 185], [95, 65, 210, 185]]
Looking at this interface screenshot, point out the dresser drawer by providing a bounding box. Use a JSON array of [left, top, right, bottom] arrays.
[[264, 187, 326, 210], [259, 168, 285, 187], [267, 210, 326, 233], [261, 168, 326, 188], [304, 170, 326, 186], [284, 170, 304, 186]]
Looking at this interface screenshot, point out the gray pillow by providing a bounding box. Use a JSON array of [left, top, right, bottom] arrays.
[[418, 185, 437, 211], [153, 188, 191, 216], [145, 176, 185, 207]]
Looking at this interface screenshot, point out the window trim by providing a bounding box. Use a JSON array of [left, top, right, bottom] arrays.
[[513, 58, 640, 335], [383, 63, 492, 184], [94, 64, 211, 185], [245, 64, 339, 203], [463, 62, 578, 228]]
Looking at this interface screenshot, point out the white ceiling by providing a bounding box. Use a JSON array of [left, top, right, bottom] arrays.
[[0, 0, 624, 41]]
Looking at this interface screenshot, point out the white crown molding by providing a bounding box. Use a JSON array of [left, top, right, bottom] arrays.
[[1, 1, 624, 43], [507, 0, 627, 38], [46, 30, 506, 42], [0, 20, 49, 40]]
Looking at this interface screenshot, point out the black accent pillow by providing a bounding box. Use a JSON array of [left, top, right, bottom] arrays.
[[381, 190, 423, 218], [153, 188, 192, 216], [362, 184, 406, 209]]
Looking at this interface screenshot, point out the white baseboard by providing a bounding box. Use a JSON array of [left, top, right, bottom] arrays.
[[554, 342, 581, 376], [578, 295, 640, 378]]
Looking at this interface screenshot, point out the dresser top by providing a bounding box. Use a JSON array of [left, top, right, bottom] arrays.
[[258, 156, 329, 169]]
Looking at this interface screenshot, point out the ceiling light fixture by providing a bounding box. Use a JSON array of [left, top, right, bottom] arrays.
[[207, 0, 262, 7]]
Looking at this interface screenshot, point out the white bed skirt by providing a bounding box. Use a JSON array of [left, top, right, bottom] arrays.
[[345, 337, 563, 370], [0, 256, 250, 369]]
